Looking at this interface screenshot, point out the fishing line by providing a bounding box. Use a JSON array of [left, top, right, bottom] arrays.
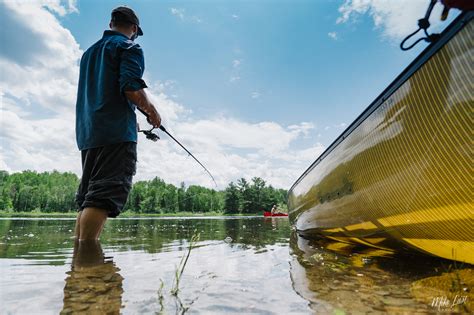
[[137, 117, 217, 188]]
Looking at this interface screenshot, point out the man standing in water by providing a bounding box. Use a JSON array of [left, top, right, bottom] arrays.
[[75, 6, 161, 240]]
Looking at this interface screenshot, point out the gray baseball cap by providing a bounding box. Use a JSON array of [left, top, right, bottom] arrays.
[[111, 6, 143, 36]]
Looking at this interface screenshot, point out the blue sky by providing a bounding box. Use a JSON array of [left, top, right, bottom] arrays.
[[62, 1, 423, 139], [0, 0, 458, 188]]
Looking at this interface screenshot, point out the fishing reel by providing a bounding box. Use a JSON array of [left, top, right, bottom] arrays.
[[139, 127, 160, 142]]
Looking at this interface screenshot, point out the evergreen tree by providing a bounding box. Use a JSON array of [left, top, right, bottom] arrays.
[[224, 182, 240, 214], [237, 178, 252, 213]]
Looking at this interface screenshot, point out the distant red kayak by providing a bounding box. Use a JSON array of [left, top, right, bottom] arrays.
[[263, 211, 288, 217]]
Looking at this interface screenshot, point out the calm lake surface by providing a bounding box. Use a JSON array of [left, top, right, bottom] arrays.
[[0, 217, 472, 314]]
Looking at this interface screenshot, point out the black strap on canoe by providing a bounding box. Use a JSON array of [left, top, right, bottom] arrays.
[[400, 0, 441, 51]]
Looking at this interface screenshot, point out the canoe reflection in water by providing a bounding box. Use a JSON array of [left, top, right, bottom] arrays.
[[289, 232, 473, 313], [61, 240, 123, 314]]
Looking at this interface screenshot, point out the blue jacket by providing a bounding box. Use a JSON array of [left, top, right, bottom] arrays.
[[75, 30, 147, 150]]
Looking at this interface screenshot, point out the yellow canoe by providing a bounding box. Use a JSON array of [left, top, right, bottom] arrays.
[[288, 12, 473, 265]]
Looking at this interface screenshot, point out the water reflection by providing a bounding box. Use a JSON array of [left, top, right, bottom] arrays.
[[62, 240, 123, 314], [2, 218, 471, 313], [289, 231, 473, 313], [0, 218, 296, 313], [0, 217, 290, 259]]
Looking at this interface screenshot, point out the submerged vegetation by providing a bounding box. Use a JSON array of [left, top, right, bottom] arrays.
[[0, 170, 287, 215]]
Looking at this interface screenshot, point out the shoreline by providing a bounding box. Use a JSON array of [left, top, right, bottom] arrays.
[[0, 211, 264, 218]]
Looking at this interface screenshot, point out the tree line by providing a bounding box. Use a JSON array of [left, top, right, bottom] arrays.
[[0, 170, 287, 214]]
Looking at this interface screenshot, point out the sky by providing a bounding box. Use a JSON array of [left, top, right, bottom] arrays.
[[0, 0, 460, 189]]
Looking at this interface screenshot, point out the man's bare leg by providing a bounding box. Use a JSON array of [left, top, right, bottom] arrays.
[[74, 211, 82, 239], [78, 207, 108, 240], [73, 239, 104, 267]]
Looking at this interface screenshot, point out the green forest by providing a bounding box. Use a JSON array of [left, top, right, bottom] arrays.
[[0, 170, 287, 215]]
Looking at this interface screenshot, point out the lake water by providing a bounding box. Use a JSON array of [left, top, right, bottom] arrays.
[[0, 217, 472, 314]]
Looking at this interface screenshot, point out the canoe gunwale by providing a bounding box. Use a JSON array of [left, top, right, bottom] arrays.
[[288, 11, 473, 196]]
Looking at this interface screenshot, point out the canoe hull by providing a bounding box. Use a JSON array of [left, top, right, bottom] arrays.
[[288, 12, 474, 264]]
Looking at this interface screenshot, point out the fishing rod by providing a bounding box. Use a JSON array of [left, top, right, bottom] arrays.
[[137, 110, 217, 187]]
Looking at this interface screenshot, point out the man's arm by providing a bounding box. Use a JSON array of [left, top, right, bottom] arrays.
[[118, 44, 160, 128], [125, 89, 161, 128]]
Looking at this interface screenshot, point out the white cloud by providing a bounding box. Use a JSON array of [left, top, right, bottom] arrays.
[[170, 7, 202, 23], [232, 59, 241, 68], [0, 1, 81, 115], [147, 92, 189, 125], [251, 91, 260, 99], [336, 0, 450, 41], [39, 0, 78, 16], [170, 7, 185, 20], [0, 1, 325, 190], [175, 119, 312, 155], [149, 79, 177, 93], [328, 31, 338, 40], [229, 59, 242, 82], [0, 0, 82, 173], [136, 120, 324, 188], [288, 122, 315, 137], [0, 107, 79, 174], [229, 76, 240, 82]]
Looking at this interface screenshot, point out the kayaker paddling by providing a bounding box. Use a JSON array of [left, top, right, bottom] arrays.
[[264, 205, 288, 217], [271, 205, 278, 215]]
